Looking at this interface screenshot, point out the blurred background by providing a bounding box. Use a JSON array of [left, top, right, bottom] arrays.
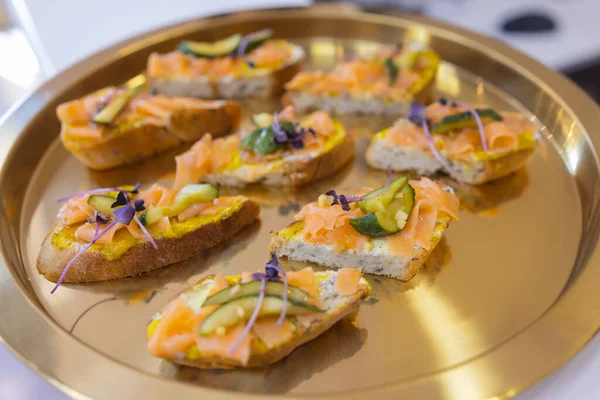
[[0, 0, 600, 399]]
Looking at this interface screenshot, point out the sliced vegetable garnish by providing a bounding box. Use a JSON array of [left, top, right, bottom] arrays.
[[241, 112, 315, 155], [58, 183, 140, 203], [407, 101, 462, 183], [227, 277, 266, 357], [227, 254, 289, 356], [52, 190, 157, 293], [439, 98, 489, 152], [384, 57, 398, 85], [326, 170, 393, 211]]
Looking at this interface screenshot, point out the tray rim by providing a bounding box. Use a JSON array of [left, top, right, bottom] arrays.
[[1, 5, 600, 399]]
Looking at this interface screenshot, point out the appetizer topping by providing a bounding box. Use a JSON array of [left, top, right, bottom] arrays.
[[325, 170, 394, 212], [58, 87, 232, 141], [400, 99, 536, 181], [384, 57, 399, 85], [294, 178, 459, 255], [172, 107, 338, 190], [285, 45, 439, 100], [178, 33, 243, 58], [52, 183, 231, 292], [147, 261, 367, 364], [92, 75, 146, 124], [241, 112, 316, 155], [178, 29, 273, 59], [51, 194, 148, 293]]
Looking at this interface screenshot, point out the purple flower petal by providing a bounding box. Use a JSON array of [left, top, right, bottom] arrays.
[[134, 199, 145, 212], [235, 36, 249, 58], [271, 113, 288, 143]]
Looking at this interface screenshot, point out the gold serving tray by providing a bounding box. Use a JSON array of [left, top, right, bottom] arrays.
[[1, 5, 600, 399]]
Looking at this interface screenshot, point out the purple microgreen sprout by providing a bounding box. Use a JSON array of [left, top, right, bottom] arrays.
[[51, 204, 138, 294], [228, 254, 288, 355], [325, 170, 394, 211], [235, 36, 249, 58], [58, 183, 140, 203], [111, 190, 129, 208], [131, 198, 158, 249], [408, 101, 427, 126]]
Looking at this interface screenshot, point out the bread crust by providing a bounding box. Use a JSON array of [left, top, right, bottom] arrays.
[[61, 101, 241, 171], [37, 199, 260, 283]]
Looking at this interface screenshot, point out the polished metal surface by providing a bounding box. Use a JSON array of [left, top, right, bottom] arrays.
[[1, 6, 600, 400]]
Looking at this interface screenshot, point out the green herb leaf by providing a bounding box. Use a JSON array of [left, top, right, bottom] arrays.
[[240, 128, 264, 151], [254, 127, 283, 155], [384, 57, 398, 85]]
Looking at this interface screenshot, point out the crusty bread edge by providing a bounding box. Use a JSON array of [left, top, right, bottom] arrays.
[[171, 283, 370, 369], [37, 199, 260, 283]]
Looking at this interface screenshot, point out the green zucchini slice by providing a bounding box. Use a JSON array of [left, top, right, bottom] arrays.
[[178, 33, 242, 58], [87, 195, 116, 216], [204, 281, 311, 306], [430, 109, 503, 134], [198, 295, 321, 336]]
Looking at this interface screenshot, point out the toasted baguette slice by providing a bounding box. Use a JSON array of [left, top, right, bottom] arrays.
[[365, 104, 539, 185], [37, 196, 259, 283], [283, 46, 439, 116], [173, 109, 354, 188], [269, 177, 459, 281], [58, 88, 241, 170], [148, 40, 304, 99], [270, 216, 451, 281], [147, 269, 371, 368]]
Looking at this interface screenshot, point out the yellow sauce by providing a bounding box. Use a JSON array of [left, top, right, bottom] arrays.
[[51, 198, 246, 261]]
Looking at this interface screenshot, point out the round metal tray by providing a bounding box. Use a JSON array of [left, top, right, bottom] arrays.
[[1, 5, 600, 400]]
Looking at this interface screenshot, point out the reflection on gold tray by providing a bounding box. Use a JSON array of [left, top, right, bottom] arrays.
[[160, 318, 366, 394]]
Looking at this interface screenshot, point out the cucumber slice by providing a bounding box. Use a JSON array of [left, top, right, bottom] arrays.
[[431, 109, 503, 134], [350, 183, 416, 236], [252, 113, 274, 128], [141, 183, 219, 226], [87, 195, 116, 216], [349, 213, 390, 237], [244, 29, 273, 53], [357, 177, 408, 213], [141, 206, 168, 226], [177, 34, 242, 58], [92, 76, 145, 124], [198, 295, 322, 336], [204, 281, 311, 306], [173, 183, 219, 211]]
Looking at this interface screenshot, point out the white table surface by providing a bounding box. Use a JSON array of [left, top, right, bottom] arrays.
[[2, 0, 600, 399]]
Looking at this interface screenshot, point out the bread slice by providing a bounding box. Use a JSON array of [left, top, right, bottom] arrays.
[[270, 215, 452, 282], [366, 128, 536, 185], [283, 47, 439, 116], [207, 129, 353, 187], [148, 41, 304, 99], [147, 270, 371, 369], [37, 197, 259, 283], [60, 98, 242, 171]]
